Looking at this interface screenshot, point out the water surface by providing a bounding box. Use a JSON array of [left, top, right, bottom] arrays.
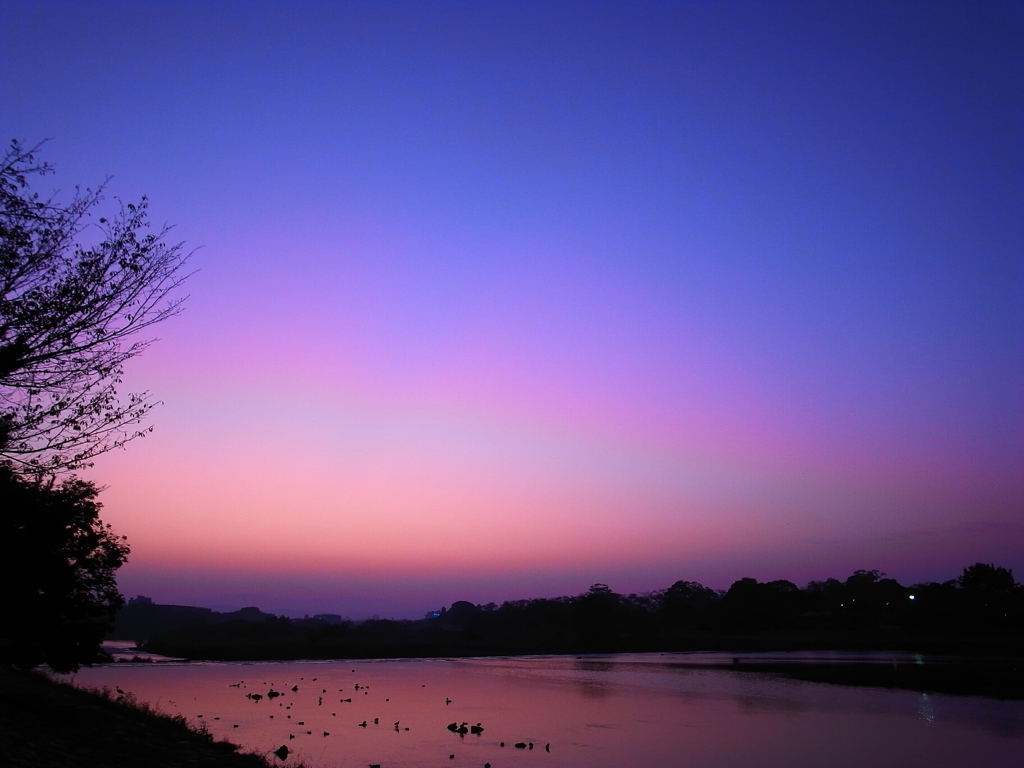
[[66, 653, 1024, 767]]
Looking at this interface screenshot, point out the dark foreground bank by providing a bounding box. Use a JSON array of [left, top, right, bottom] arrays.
[[0, 666, 294, 768]]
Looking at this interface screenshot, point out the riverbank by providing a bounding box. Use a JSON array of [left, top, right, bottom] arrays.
[[0, 666, 295, 768], [666, 656, 1024, 699], [143, 627, 1024, 663]]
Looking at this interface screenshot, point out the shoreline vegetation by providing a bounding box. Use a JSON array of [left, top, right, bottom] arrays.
[[112, 563, 1024, 699], [0, 666, 300, 768]]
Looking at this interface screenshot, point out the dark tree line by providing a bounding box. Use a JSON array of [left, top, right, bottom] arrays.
[[138, 563, 1022, 662]]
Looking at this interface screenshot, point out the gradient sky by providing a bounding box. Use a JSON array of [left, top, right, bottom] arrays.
[[3, 1, 1022, 617]]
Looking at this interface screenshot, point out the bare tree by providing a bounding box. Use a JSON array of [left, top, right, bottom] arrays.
[[0, 140, 191, 474]]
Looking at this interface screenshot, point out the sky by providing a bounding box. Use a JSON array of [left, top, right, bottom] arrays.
[[2, 1, 1022, 618]]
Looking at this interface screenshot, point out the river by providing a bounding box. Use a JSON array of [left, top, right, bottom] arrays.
[[63, 650, 1024, 767]]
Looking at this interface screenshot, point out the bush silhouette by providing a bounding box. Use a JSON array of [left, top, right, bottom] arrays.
[[1, 465, 129, 672]]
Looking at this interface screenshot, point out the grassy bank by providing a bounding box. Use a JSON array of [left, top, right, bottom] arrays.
[[0, 666, 294, 768]]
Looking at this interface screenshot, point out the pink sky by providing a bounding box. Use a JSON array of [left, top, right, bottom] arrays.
[[84, 216, 1021, 617], [4, 2, 1021, 616]]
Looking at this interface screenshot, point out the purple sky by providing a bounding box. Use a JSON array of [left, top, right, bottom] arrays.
[[3, 1, 1022, 618]]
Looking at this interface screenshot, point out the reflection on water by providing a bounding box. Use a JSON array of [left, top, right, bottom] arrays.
[[62, 653, 1024, 768], [101, 640, 181, 663], [918, 693, 936, 725]]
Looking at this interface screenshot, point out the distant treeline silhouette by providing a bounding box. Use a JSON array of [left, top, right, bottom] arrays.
[[131, 563, 1022, 662]]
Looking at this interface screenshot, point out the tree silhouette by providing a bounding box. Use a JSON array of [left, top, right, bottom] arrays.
[[957, 562, 1018, 629], [1, 140, 190, 475], [1, 140, 185, 671], [1, 464, 129, 672], [573, 583, 621, 650], [958, 562, 1016, 593], [661, 580, 718, 629]]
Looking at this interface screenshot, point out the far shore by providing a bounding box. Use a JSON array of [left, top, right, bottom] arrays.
[[115, 640, 1024, 700]]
